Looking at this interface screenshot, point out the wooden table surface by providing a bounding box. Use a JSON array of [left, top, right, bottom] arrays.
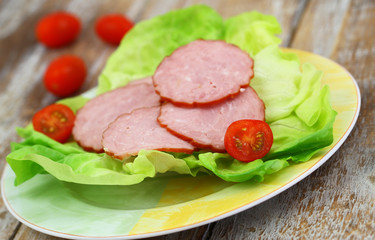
[[0, 0, 374, 239]]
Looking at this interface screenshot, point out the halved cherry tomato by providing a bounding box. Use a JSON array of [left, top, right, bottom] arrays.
[[43, 55, 86, 97], [32, 104, 75, 143], [95, 14, 133, 45], [36, 12, 81, 48], [224, 119, 273, 162]]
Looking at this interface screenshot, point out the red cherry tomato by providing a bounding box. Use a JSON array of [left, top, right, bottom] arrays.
[[43, 55, 86, 97], [224, 120, 273, 162], [95, 14, 133, 45], [32, 104, 76, 143], [36, 12, 81, 48]]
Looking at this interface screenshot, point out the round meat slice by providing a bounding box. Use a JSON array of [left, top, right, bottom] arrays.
[[153, 40, 254, 106], [102, 106, 195, 159], [73, 77, 160, 152], [158, 87, 265, 152]]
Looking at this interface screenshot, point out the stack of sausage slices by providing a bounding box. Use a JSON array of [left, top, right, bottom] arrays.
[[73, 40, 265, 159]]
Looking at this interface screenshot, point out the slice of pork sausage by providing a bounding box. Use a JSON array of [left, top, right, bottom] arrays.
[[73, 77, 160, 152], [102, 106, 195, 159], [158, 87, 265, 152], [153, 40, 254, 107]]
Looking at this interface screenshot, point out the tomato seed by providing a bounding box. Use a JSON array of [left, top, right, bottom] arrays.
[[252, 132, 264, 151], [234, 138, 243, 149]]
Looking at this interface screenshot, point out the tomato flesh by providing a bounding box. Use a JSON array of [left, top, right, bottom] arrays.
[[43, 55, 86, 97], [32, 104, 75, 143], [224, 120, 273, 162], [95, 14, 134, 45], [36, 12, 81, 48]]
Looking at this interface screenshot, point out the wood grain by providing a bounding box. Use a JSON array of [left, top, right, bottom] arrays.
[[292, 0, 352, 57], [0, 0, 140, 239], [210, 0, 375, 239], [0, 0, 374, 239]]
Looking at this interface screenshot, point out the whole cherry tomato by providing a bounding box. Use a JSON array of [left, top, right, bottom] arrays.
[[32, 104, 75, 143], [36, 12, 81, 48], [43, 55, 86, 97], [95, 14, 134, 45], [224, 119, 273, 162]]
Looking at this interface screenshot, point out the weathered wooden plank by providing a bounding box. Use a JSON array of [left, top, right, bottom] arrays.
[[292, 0, 351, 57], [0, 0, 139, 239], [209, 0, 375, 239], [0, 0, 70, 238], [14, 225, 63, 240]]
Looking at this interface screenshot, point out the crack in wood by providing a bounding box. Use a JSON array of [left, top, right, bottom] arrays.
[[8, 222, 21, 240], [202, 222, 216, 240], [285, 0, 310, 47]]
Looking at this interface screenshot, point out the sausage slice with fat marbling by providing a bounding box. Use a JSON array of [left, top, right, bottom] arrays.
[[158, 87, 265, 152], [102, 106, 195, 159], [72, 77, 160, 152], [153, 40, 254, 107]]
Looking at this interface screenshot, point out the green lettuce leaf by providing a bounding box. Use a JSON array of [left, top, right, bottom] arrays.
[[225, 11, 282, 56], [57, 95, 90, 113], [250, 46, 337, 162], [97, 6, 281, 95], [7, 127, 202, 186], [197, 153, 289, 182], [7, 5, 336, 186], [97, 5, 225, 95]]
